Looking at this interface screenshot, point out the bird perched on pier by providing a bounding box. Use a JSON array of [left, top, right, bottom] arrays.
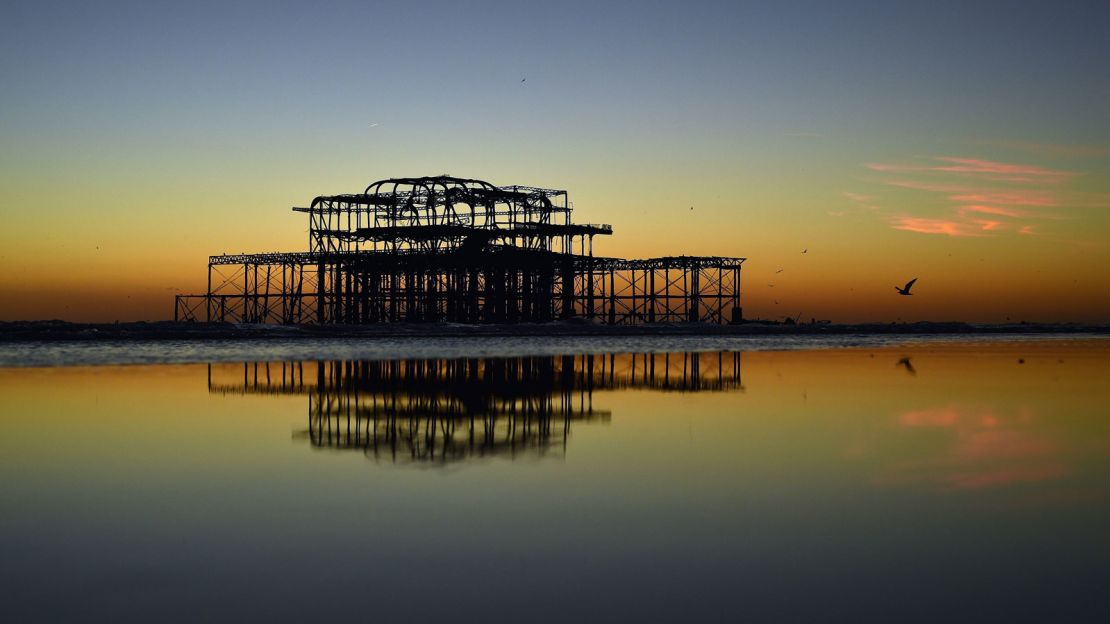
[[895, 278, 918, 296]]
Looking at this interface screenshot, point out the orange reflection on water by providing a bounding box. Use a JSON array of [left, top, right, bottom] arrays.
[[1, 339, 1107, 497]]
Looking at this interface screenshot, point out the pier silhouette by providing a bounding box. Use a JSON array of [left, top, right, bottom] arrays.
[[175, 176, 745, 325]]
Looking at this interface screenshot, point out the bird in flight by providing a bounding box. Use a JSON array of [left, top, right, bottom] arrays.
[[802, 248, 807, 254], [368, 122, 379, 128], [896, 356, 917, 376], [895, 278, 918, 296], [775, 268, 783, 273], [521, 77, 526, 83]]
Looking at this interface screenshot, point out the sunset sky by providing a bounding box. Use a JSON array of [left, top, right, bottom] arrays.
[[2, 0, 1108, 322]]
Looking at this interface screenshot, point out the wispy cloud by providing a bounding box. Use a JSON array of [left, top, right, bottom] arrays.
[[970, 139, 1110, 159], [865, 157, 1078, 184], [948, 191, 1057, 207], [888, 216, 991, 237], [841, 191, 881, 213], [862, 155, 1094, 238], [933, 157, 1077, 183], [958, 204, 1035, 219]]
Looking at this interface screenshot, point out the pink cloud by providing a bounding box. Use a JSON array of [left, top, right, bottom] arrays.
[[971, 218, 1003, 231], [889, 216, 990, 237], [932, 157, 1078, 182], [883, 179, 976, 193], [957, 204, 1031, 218], [840, 190, 881, 213], [864, 155, 1090, 238], [865, 162, 921, 174], [866, 157, 1078, 184], [948, 191, 1058, 207]]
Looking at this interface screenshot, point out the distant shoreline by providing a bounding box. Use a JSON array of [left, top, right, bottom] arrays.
[[2, 320, 1107, 342]]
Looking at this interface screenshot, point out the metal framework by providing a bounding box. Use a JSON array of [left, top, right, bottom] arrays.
[[208, 352, 743, 464], [175, 176, 745, 324]]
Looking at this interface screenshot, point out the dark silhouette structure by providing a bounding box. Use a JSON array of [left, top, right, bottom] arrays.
[[209, 352, 743, 465], [175, 176, 745, 324]]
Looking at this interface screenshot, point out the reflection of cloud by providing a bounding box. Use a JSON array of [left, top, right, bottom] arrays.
[[875, 404, 1069, 491], [957, 429, 1054, 460], [899, 405, 960, 427], [943, 464, 1068, 490]]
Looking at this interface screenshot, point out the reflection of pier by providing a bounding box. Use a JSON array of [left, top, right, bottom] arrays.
[[209, 352, 741, 465]]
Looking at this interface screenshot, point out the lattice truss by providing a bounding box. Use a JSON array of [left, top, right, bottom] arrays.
[[175, 176, 745, 324]]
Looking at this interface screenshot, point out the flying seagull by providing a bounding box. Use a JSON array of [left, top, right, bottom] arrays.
[[775, 268, 783, 274], [521, 77, 526, 83], [802, 248, 807, 254], [896, 356, 917, 376], [895, 278, 918, 296], [368, 122, 379, 128]]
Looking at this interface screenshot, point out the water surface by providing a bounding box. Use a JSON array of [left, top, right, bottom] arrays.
[[1, 331, 1103, 367], [1, 340, 1108, 622]]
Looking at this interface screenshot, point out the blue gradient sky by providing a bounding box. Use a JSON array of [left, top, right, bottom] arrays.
[[2, 1, 1108, 321]]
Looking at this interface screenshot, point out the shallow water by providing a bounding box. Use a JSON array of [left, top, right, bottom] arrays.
[[1, 331, 1104, 367], [1, 340, 1109, 622]]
